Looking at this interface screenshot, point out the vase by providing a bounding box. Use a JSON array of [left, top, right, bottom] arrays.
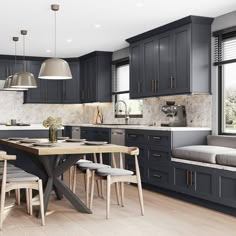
[[49, 127, 57, 143]]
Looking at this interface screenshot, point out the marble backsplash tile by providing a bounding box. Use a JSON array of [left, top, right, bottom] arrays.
[[0, 91, 84, 124], [0, 91, 212, 127], [83, 95, 212, 127]]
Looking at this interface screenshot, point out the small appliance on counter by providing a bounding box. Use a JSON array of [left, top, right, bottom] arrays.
[[161, 101, 187, 127]]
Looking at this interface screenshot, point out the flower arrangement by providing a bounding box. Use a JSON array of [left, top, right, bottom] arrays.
[[43, 116, 63, 143], [43, 116, 63, 129]]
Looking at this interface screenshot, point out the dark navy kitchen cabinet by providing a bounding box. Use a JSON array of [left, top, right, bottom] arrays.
[[62, 61, 80, 103], [24, 60, 46, 103], [127, 16, 213, 99], [80, 127, 111, 165], [24, 60, 62, 104], [79, 51, 112, 103]]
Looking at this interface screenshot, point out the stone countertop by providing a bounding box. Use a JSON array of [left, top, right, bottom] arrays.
[[64, 123, 211, 131], [0, 124, 64, 131]]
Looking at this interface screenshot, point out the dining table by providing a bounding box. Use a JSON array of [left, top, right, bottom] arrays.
[[0, 138, 129, 215]]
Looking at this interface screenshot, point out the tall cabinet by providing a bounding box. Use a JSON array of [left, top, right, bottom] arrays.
[[126, 16, 213, 99]]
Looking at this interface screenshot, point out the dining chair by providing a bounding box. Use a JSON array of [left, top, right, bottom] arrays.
[[90, 147, 144, 219], [69, 153, 111, 207], [0, 153, 45, 229]]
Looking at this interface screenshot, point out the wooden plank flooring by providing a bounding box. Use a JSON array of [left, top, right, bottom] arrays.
[[1, 172, 236, 236]]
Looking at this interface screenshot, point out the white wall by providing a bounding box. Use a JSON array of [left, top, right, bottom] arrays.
[[211, 10, 236, 134]]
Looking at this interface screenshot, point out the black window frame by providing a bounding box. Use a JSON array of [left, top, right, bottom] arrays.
[[215, 26, 236, 135]]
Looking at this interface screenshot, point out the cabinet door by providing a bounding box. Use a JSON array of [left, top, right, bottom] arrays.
[[45, 80, 62, 103], [143, 37, 158, 96], [157, 32, 173, 95], [24, 60, 46, 103], [217, 170, 236, 208], [130, 42, 143, 98], [172, 162, 193, 193], [172, 24, 191, 94], [63, 62, 80, 103], [87, 57, 97, 102], [193, 166, 215, 200], [80, 58, 96, 103], [79, 60, 87, 102]]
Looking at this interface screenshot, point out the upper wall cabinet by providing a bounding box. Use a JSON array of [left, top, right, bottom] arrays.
[[79, 51, 112, 103], [62, 61, 80, 104], [24, 60, 62, 104], [126, 16, 214, 99]]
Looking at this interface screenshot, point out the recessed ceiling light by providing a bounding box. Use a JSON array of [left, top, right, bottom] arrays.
[[94, 24, 101, 28], [46, 49, 51, 53], [136, 2, 144, 7], [66, 39, 72, 43]]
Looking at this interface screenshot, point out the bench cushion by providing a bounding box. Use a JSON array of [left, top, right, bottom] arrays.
[[172, 145, 236, 164], [216, 152, 236, 167]]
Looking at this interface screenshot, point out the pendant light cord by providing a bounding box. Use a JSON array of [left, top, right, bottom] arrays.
[[54, 10, 57, 58], [14, 41, 16, 74], [23, 34, 26, 72]]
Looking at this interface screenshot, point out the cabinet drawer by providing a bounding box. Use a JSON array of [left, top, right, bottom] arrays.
[[148, 146, 170, 163], [149, 166, 170, 187], [126, 132, 145, 144], [147, 132, 171, 147]]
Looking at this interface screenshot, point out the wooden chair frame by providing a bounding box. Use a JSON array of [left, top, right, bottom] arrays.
[[0, 154, 45, 229], [90, 147, 144, 219]]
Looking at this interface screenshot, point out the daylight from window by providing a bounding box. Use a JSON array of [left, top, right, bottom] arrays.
[[114, 64, 143, 116], [223, 62, 236, 133]]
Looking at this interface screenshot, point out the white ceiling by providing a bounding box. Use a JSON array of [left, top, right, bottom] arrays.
[[0, 0, 235, 58]]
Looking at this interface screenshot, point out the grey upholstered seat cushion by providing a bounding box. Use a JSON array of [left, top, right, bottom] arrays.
[[0, 172, 39, 182], [207, 135, 236, 148], [96, 168, 134, 176], [76, 159, 92, 165], [172, 145, 236, 163], [216, 152, 236, 167], [78, 163, 111, 170]]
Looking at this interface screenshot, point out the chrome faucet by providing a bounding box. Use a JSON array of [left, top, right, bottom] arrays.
[[116, 100, 129, 124]]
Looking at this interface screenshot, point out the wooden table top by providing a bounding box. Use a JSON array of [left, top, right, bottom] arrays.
[[0, 139, 129, 156]]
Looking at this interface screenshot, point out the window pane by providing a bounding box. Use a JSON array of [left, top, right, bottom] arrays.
[[115, 93, 143, 116], [114, 64, 129, 92], [222, 62, 236, 133]]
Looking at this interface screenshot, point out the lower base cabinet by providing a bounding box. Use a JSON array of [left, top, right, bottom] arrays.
[[80, 127, 111, 165], [172, 162, 217, 200]]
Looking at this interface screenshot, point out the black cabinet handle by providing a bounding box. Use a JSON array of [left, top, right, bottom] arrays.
[[153, 154, 161, 157], [153, 136, 161, 140], [153, 174, 161, 178], [129, 134, 137, 138]]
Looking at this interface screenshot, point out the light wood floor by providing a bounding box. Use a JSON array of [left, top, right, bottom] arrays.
[[1, 172, 236, 236]]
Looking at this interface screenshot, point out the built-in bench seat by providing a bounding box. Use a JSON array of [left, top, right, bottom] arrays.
[[172, 135, 236, 167]]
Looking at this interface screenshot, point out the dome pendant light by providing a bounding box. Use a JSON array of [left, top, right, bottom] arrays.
[[38, 4, 72, 80], [4, 37, 28, 91], [11, 30, 37, 88]]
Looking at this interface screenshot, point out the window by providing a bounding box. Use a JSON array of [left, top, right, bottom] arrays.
[[112, 59, 143, 118], [214, 27, 236, 134]]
